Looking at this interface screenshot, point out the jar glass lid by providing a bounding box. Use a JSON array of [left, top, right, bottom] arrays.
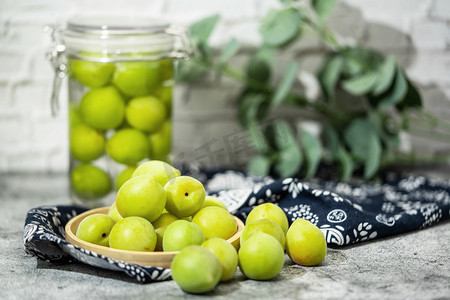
[[66, 16, 171, 35], [60, 15, 188, 61]]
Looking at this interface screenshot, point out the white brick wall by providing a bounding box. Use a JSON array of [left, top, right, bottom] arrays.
[[0, 0, 449, 173]]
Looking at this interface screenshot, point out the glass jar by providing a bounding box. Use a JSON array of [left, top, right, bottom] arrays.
[[46, 16, 193, 208]]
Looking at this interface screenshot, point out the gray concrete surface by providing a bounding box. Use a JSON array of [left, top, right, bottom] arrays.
[[1, 171, 449, 300]]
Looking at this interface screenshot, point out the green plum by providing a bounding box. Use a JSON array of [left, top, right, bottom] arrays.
[[106, 128, 150, 165], [164, 176, 206, 218], [109, 216, 157, 251], [115, 166, 137, 190], [200, 195, 228, 211], [152, 212, 179, 251], [155, 85, 172, 113], [132, 160, 180, 187], [125, 96, 167, 133], [79, 85, 125, 130], [238, 232, 285, 280], [70, 54, 115, 88], [148, 121, 171, 161], [171, 245, 222, 294], [240, 218, 285, 249], [71, 164, 111, 200], [246, 203, 289, 234], [162, 220, 205, 252], [192, 206, 236, 240], [202, 238, 238, 282], [112, 61, 161, 97], [116, 174, 166, 222], [70, 124, 105, 162], [158, 59, 174, 82], [76, 214, 116, 247], [286, 218, 327, 266], [69, 103, 83, 129], [107, 202, 123, 222]]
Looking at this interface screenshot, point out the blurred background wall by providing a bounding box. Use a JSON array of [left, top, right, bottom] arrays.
[[0, 0, 449, 173]]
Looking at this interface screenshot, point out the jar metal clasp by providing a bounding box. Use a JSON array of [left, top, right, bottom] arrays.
[[44, 24, 67, 117]]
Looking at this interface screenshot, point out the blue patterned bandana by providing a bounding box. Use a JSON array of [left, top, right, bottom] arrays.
[[23, 170, 450, 283]]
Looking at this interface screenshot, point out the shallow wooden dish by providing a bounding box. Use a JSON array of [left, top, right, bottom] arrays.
[[65, 207, 244, 268]]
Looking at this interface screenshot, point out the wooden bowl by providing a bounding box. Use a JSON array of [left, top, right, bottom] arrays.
[[65, 207, 244, 268]]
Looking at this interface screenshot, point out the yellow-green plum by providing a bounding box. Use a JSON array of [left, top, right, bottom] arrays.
[[152, 212, 179, 251], [200, 195, 228, 211], [107, 202, 123, 222], [69, 104, 83, 130], [125, 96, 167, 133], [246, 203, 289, 234], [164, 176, 206, 218], [155, 85, 172, 113], [71, 164, 111, 200], [106, 128, 150, 165], [285, 218, 327, 266], [171, 245, 222, 294], [132, 160, 180, 187], [70, 124, 105, 162], [109, 216, 157, 251], [76, 214, 116, 247], [148, 121, 171, 161], [238, 232, 285, 280], [158, 59, 174, 82], [115, 166, 137, 190], [116, 174, 166, 223], [202, 238, 238, 282], [112, 61, 161, 97], [240, 218, 285, 249], [70, 54, 115, 88], [162, 220, 205, 251], [79, 85, 125, 130], [192, 207, 236, 240]]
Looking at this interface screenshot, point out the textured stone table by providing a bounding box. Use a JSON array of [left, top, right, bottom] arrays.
[[1, 171, 449, 299]]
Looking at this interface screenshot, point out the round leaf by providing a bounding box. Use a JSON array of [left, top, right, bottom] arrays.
[[300, 129, 322, 178], [248, 155, 272, 177], [342, 71, 378, 96], [260, 8, 301, 47], [372, 55, 396, 96]]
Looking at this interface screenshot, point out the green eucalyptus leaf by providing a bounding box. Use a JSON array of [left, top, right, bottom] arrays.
[[219, 38, 240, 64], [175, 60, 208, 83], [342, 71, 378, 96], [318, 55, 344, 101], [324, 124, 339, 156], [364, 132, 382, 179], [312, 0, 337, 22], [237, 92, 267, 127], [336, 146, 354, 181], [271, 62, 298, 109], [372, 55, 396, 96], [248, 155, 272, 176], [396, 76, 422, 110], [260, 8, 301, 47], [247, 47, 274, 84], [300, 129, 322, 178], [274, 147, 303, 177], [271, 120, 297, 150], [341, 47, 384, 77], [378, 66, 408, 108], [189, 14, 220, 44], [248, 122, 269, 153], [343, 118, 376, 161], [268, 120, 303, 177]]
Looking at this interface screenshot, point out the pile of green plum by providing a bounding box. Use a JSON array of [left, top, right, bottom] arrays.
[[171, 202, 327, 294], [68, 55, 173, 204], [76, 160, 328, 294]]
